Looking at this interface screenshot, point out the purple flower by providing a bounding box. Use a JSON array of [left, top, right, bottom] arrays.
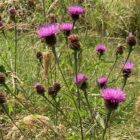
[[101, 88, 126, 103], [123, 61, 134, 77], [60, 22, 73, 36], [67, 5, 84, 20], [97, 76, 107, 88], [95, 44, 107, 54], [37, 23, 59, 38], [60, 22, 73, 31], [74, 73, 88, 84], [74, 73, 88, 90], [124, 61, 134, 70], [36, 23, 59, 46], [9, 7, 16, 15], [34, 82, 45, 95]]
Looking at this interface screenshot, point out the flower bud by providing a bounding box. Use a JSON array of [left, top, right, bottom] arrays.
[[116, 44, 123, 55], [49, 13, 57, 23], [34, 83, 45, 95], [53, 82, 61, 93], [126, 32, 136, 47], [68, 34, 80, 50]]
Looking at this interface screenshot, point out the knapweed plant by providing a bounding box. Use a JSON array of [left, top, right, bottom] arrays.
[[0, 1, 139, 140]]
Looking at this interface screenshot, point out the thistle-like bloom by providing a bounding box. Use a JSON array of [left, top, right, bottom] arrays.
[[34, 82, 45, 95], [101, 88, 126, 110], [36, 23, 59, 46], [60, 22, 73, 36], [95, 44, 107, 54], [74, 73, 88, 84], [123, 61, 134, 77], [126, 32, 136, 47], [67, 5, 84, 20], [97, 76, 107, 88], [74, 73, 88, 90]]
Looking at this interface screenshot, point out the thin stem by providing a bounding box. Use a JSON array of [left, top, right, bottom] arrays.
[[113, 46, 133, 83], [83, 90, 92, 118], [51, 46, 84, 140], [3, 83, 35, 114], [121, 77, 127, 90], [107, 55, 118, 80], [74, 50, 80, 109], [102, 111, 112, 140], [1, 104, 29, 140], [43, 95, 66, 118]]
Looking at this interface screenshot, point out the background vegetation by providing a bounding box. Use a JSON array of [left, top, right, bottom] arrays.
[[0, 0, 140, 139]]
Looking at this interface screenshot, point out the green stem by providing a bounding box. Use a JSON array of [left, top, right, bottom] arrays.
[[83, 90, 92, 118], [107, 54, 118, 80], [121, 77, 128, 90], [3, 83, 34, 114], [102, 111, 112, 140], [1, 104, 29, 140], [74, 50, 80, 109], [51, 46, 84, 140]]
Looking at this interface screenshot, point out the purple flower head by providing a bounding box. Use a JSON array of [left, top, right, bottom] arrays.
[[74, 73, 88, 90], [68, 5, 84, 15], [36, 23, 59, 46], [60, 22, 73, 31], [67, 5, 84, 20], [101, 88, 126, 103], [74, 73, 88, 84], [124, 61, 134, 71], [34, 82, 45, 95], [97, 76, 107, 88], [60, 22, 73, 36], [95, 44, 106, 54], [9, 7, 16, 15], [36, 23, 59, 38], [123, 61, 134, 77]]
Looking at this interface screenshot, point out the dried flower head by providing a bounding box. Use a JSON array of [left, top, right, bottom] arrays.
[[34, 83, 45, 95], [0, 92, 6, 104], [68, 5, 84, 20], [53, 82, 61, 93], [42, 51, 53, 78], [47, 86, 56, 98], [36, 23, 59, 46], [116, 44, 124, 55], [60, 22, 73, 36], [101, 88, 126, 111], [49, 13, 57, 23], [97, 76, 107, 88], [36, 51, 43, 62], [126, 32, 136, 47], [0, 73, 6, 84], [123, 61, 134, 78], [68, 34, 80, 50]]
